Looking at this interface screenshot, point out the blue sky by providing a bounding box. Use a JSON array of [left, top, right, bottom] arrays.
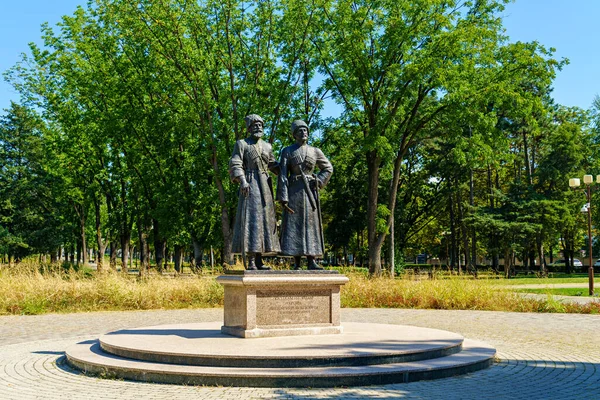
[[1, 0, 599, 115]]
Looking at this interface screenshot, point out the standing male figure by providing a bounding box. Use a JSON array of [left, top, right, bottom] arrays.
[[277, 120, 333, 270], [229, 114, 280, 270]]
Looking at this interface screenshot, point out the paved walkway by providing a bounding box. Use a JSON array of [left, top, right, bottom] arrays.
[[504, 283, 595, 289], [501, 283, 600, 304], [1, 308, 599, 399]]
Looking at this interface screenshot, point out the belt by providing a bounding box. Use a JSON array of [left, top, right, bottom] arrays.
[[290, 174, 315, 182]]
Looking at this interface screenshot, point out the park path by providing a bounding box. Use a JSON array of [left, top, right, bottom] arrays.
[[1, 308, 599, 400], [504, 283, 594, 289], [500, 283, 600, 305]]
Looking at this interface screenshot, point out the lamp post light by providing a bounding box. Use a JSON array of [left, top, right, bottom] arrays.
[[569, 175, 599, 296]]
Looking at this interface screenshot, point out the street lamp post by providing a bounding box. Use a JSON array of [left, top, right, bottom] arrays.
[[569, 175, 598, 296]]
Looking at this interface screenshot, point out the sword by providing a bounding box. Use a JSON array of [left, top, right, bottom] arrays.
[[300, 169, 317, 211]]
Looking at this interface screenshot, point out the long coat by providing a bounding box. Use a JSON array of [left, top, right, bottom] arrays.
[[229, 138, 280, 255], [276, 143, 333, 257]]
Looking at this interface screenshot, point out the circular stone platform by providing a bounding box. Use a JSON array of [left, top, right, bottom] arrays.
[[99, 322, 464, 367], [66, 322, 496, 387]]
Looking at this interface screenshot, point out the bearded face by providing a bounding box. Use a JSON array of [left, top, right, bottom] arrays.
[[250, 121, 264, 139]]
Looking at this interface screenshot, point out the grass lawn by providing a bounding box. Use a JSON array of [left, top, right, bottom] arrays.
[[484, 274, 598, 286], [514, 288, 598, 297]]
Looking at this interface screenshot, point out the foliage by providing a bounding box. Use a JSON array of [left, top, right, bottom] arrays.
[[0, 0, 595, 279]]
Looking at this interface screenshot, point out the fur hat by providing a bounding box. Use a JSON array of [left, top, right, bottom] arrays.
[[291, 120, 309, 136], [244, 114, 264, 131]]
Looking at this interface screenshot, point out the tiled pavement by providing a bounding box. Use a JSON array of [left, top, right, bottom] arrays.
[[1, 308, 599, 399]]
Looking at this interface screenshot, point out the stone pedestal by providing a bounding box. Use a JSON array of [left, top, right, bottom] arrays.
[[216, 270, 349, 338]]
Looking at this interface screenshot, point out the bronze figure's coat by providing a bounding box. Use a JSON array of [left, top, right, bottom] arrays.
[[229, 117, 280, 258], [277, 122, 333, 257]]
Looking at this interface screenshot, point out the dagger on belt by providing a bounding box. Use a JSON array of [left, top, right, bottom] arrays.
[[290, 145, 318, 211], [299, 168, 317, 211]]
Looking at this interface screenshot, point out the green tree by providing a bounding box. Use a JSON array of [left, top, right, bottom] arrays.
[[0, 103, 66, 262], [311, 0, 563, 275]]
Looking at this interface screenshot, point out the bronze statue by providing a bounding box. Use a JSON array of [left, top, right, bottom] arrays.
[[229, 114, 280, 270], [277, 120, 333, 270]]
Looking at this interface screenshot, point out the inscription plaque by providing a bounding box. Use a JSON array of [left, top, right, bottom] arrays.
[[217, 272, 348, 337], [256, 290, 331, 326]]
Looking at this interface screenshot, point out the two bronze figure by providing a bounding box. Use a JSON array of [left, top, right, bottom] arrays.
[[229, 115, 332, 270]]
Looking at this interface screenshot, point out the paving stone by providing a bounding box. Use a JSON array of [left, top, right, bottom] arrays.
[[0, 308, 599, 399]]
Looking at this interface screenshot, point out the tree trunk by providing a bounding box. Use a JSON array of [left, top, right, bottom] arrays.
[[94, 196, 105, 273], [74, 203, 87, 265], [504, 248, 511, 278], [366, 151, 382, 276], [470, 168, 477, 276], [69, 243, 75, 264], [153, 219, 166, 272], [80, 218, 87, 265], [156, 240, 166, 271], [192, 237, 204, 271], [121, 230, 131, 274], [563, 233, 573, 274], [77, 239, 82, 265], [354, 232, 359, 266], [488, 165, 499, 272], [174, 245, 183, 273], [449, 193, 457, 272], [208, 133, 233, 265], [456, 180, 472, 275], [359, 230, 364, 267], [537, 233, 546, 275], [137, 217, 149, 277], [529, 250, 536, 274], [457, 204, 468, 269], [109, 241, 118, 271], [389, 204, 395, 278]]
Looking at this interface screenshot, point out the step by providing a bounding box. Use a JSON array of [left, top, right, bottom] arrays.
[[98, 322, 464, 368], [65, 323, 496, 387]]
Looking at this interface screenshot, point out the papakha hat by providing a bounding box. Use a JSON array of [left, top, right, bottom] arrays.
[[244, 114, 264, 130], [291, 119, 309, 135]]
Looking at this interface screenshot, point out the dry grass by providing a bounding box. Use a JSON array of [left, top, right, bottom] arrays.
[[340, 272, 600, 313], [0, 262, 223, 315], [1, 262, 599, 315]]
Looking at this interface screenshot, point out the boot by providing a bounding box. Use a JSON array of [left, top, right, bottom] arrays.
[[307, 256, 323, 270], [255, 254, 271, 270], [293, 256, 302, 270], [246, 256, 257, 270]]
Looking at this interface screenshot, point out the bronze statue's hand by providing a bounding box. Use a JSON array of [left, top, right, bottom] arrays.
[[241, 181, 250, 197]]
